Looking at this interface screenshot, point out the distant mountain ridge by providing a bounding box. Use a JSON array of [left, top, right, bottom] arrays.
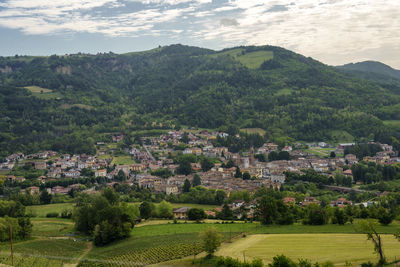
[[337, 61, 400, 81]]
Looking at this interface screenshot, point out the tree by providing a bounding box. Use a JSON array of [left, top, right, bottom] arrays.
[[256, 195, 278, 225], [215, 190, 226, 205], [200, 227, 222, 256], [73, 190, 136, 246], [358, 220, 386, 265], [234, 167, 242, 178], [192, 174, 201, 187], [303, 204, 328, 225], [180, 132, 190, 144], [115, 169, 127, 181], [177, 161, 192, 175], [187, 208, 206, 222], [157, 200, 173, 218], [330, 151, 336, 158], [377, 207, 394, 226], [218, 204, 233, 220], [226, 160, 235, 168], [242, 172, 251, 180], [40, 190, 52, 204], [201, 157, 214, 172], [332, 207, 347, 225], [278, 151, 290, 160], [269, 255, 297, 267], [139, 201, 153, 219], [183, 179, 191, 193], [268, 151, 279, 161]]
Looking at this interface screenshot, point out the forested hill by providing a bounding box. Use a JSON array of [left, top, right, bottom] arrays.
[[336, 61, 400, 90], [1, 44, 400, 156], [337, 61, 400, 80]]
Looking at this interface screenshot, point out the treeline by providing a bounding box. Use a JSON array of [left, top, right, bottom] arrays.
[[344, 143, 383, 159], [351, 162, 400, 184]]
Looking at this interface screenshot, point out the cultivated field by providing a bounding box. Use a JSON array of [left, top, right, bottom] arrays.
[[216, 234, 400, 266], [24, 85, 63, 100]]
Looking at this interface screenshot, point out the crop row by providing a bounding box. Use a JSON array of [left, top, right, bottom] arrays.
[[0, 254, 63, 267]]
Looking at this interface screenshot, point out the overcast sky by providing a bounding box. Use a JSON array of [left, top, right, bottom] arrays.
[[0, 0, 399, 68]]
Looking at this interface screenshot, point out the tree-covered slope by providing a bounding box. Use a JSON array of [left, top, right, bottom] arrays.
[[1, 44, 400, 156], [337, 61, 400, 80]]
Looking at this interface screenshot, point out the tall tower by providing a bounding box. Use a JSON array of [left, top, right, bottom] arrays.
[[250, 146, 255, 166]]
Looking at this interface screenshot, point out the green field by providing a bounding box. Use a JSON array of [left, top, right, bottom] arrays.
[[24, 85, 63, 100], [236, 50, 274, 69], [216, 234, 400, 266], [240, 128, 267, 137], [111, 155, 135, 165], [27, 203, 74, 217], [213, 49, 274, 69]]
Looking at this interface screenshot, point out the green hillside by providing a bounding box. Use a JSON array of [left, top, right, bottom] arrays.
[[1, 44, 400, 157]]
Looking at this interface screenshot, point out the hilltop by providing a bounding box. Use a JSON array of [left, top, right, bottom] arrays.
[[1, 44, 400, 156]]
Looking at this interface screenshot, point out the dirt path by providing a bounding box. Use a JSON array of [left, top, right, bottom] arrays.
[[63, 242, 92, 267]]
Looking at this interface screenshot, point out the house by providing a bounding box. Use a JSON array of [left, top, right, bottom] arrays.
[[345, 154, 358, 164], [343, 169, 353, 177], [330, 198, 352, 208], [231, 200, 246, 209], [95, 169, 107, 177], [34, 161, 47, 170], [27, 186, 40, 194], [302, 197, 320, 206], [115, 165, 131, 176], [166, 185, 179, 195], [173, 207, 191, 219]]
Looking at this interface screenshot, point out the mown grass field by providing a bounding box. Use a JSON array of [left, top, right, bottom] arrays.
[[24, 85, 63, 100], [216, 234, 400, 266], [27, 203, 74, 217], [213, 48, 274, 69], [111, 155, 135, 165]]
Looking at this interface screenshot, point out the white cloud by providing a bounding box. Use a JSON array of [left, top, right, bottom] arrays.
[[0, 0, 399, 67]]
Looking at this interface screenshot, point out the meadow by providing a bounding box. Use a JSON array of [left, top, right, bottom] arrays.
[[216, 234, 400, 266], [24, 85, 63, 100]]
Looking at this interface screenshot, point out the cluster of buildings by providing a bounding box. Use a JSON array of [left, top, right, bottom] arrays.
[[1, 130, 399, 198]]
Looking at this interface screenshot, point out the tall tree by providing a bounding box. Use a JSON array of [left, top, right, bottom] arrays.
[[192, 174, 201, 187], [183, 179, 191, 193]]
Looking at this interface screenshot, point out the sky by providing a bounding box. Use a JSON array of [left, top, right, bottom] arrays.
[[0, 0, 399, 68]]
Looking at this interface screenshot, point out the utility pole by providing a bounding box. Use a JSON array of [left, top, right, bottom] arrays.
[[243, 251, 246, 263], [10, 225, 13, 266]]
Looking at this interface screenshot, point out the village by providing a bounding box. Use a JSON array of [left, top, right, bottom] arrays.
[[1, 130, 399, 206]]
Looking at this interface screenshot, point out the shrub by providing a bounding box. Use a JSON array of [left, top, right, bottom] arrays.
[[46, 212, 59, 218]]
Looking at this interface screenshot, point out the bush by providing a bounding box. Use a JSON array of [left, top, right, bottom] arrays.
[[46, 212, 59, 218], [61, 209, 72, 219]]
